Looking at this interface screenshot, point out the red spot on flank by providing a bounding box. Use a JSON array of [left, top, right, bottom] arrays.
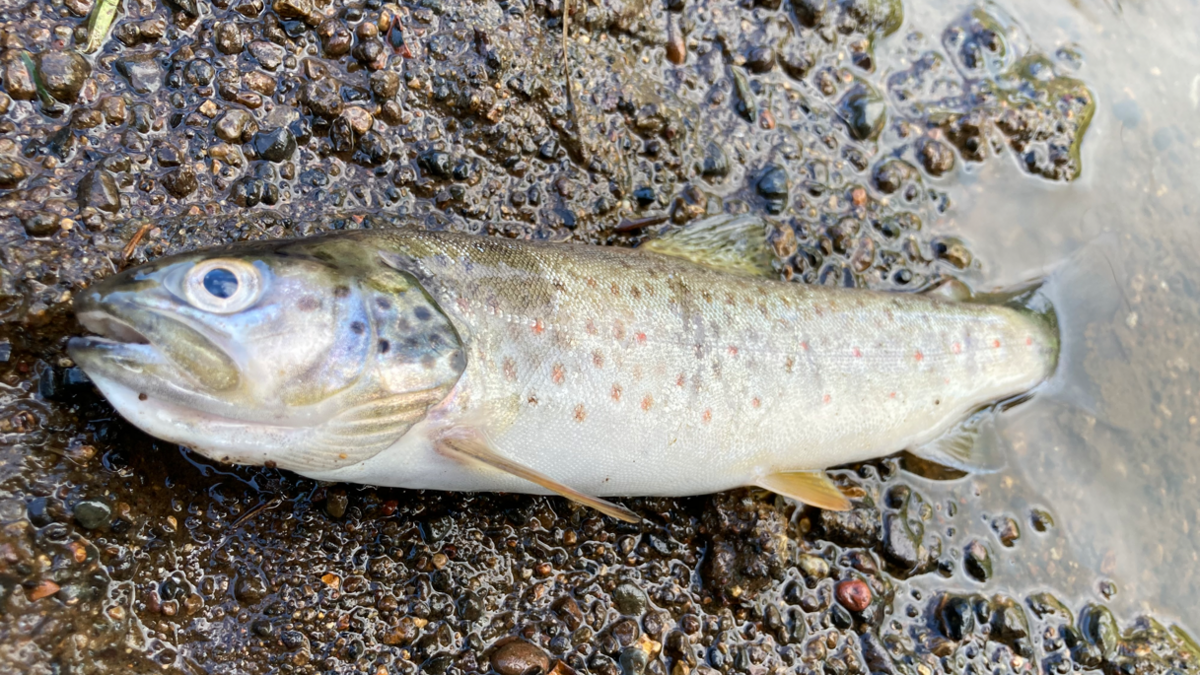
[[889, 392, 897, 398], [631, 286, 642, 299], [502, 358, 517, 382], [574, 404, 586, 422], [585, 319, 598, 335], [641, 395, 654, 411], [611, 384, 622, 401], [914, 350, 924, 362], [785, 356, 795, 373], [613, 320, 626, 340], [823, 394, 832, 404], [611, 282, 621, 296], [527, 395, 539, 406], [852, 348, 862, 358], [752, 397, 761, 408], [676, 373, 685, 387], [457, 297, 470, 312], [952, 342, 962, 354], [635, 332, 647, 344], [801, 341, 810, 351], [1026, 336, 1034, 346], [702, 409, 712, 424], [993, 339, 1002, 348], [552, 364, 565, 385], [586, 277, 598, 288], [727, 346, 739, 356], [592, 351, 605, 368], [532, 319, 544, 335]]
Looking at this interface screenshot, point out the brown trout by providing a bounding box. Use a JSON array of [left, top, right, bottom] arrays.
[[68, 217, 1059, 521]]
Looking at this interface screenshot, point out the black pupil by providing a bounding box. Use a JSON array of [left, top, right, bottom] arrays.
[[202, 268, 239, 299]]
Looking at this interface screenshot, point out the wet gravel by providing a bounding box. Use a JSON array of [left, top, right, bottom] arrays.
[[0, 0, 1190, 673]]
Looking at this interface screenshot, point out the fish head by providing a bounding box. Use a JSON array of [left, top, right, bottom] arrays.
[[68, 237, 465, 472]]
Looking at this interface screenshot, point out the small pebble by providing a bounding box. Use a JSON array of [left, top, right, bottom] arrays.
[[835, 578, 871, 612], [73, 499, 111, 529], [490, 640, 550, 675]]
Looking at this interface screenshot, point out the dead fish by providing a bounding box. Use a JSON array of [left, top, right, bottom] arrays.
[[68, 216, 1059, 522]]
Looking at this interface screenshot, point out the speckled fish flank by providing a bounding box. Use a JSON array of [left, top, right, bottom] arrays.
[[69, 224, 1058, 520]]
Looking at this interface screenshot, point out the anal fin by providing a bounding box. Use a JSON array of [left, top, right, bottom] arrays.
[[436, 431, 641, 523], [756, 471, 851, 511]]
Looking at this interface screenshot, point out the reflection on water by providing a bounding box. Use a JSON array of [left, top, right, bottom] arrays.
[[893, 0, 1200, 628]]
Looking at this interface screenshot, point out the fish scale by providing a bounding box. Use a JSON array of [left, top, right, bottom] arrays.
[[318, 229, 1057, 497]]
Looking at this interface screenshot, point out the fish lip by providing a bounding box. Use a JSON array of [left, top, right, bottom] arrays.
[[75, 309, 153, 346]]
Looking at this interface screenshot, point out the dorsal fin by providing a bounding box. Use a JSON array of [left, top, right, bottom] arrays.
[[639, 214, 777, 278]]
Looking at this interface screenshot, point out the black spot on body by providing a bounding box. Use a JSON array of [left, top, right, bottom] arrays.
[[379, 340, 390, 353], [376, 297, 392, 310], [421, 354, 437, 369], [414, 306, 433, 321], [350, 321, 366, 335], [334, 286, 351, 298]]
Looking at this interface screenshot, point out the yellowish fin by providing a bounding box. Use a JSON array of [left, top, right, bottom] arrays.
[[640, 214, 777, 278], [436, 430, 642, 523], [756, 471, 852, 511]]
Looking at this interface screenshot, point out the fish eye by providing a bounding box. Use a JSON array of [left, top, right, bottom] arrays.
[[183, 259, 264, 314]]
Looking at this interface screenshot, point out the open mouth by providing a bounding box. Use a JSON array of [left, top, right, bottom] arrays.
[[75, 310, 152, 346]]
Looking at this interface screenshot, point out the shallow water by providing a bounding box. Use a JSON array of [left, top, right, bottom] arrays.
[[893, 0, 1200, 628]]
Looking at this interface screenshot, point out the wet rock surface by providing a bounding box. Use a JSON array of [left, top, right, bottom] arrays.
[[0, 0, 1189, 674]]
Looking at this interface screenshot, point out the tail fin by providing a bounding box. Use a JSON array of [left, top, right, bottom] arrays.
[[1024, 235, 1126, 417], [905, 236, 1123, 475]]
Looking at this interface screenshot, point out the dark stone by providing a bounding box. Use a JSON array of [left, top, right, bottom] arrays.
[[613, 582, 648, 616], [156, 144, 183, 167], [303, 79, 343, 119], [325, 491, 348, 518], [185, 60, 214, 86], [115, 53, 164, 94], [700, 141, 728, 177], [318, 18, 353, 57], [619, 646, 648, 675], [73, 499, 111, 529], [233, 570, 268, 603], [791, 0, 826, 27], [0, 159, 27, 188], [271, 0, 312, 20], [248, 40, 285, 70], [35, 51, 91, 103], [252, 127, 297, 162], [353, 131, 388, 166], [756, 164, 789, 200], [329, 116, 355, 153], [163, 166, 198, 198], [918, 137, 955, 176], [370, 70, 400, 100], [288, 117, 313, 145], [633, 186, 656, 208], [77, 170, 121, 213], [963, 539, 992, 581], [940, 595, 975, 640], [872, 159, 915, 194], [837, 83, 887, 141], [746, 45, 776, 73], [490, 640, 550, 675], [231, 177, 264, 207], [1079, 604, 1119, 660], [418, 150, 452, 178], [458, 591, 484, 621], [214, 22, 245, 54]]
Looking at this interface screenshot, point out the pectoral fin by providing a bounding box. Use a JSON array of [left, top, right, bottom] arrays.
[[756, 471, 852, 511], [436, 432, 642, 523]]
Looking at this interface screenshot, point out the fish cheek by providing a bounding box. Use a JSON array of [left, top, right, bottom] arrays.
[[276, 291, 373, 407]]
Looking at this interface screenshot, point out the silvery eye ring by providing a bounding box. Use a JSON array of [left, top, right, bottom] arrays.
[[183, 259, 264, 314]]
